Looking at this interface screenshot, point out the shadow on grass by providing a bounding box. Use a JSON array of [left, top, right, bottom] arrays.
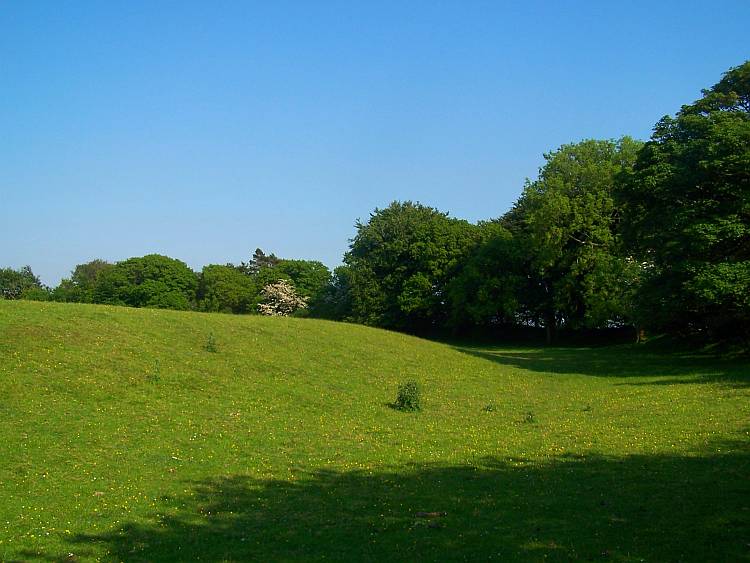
[[455, 346, 750, 387], [28, 441, 750, 562]]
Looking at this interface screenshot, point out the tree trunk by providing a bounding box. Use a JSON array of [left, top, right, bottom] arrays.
[[545, 313, 556, 345]]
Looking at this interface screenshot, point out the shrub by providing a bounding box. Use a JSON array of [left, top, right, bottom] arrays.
[[204, 332, 218, 353], [258, 279, 308, 316], [394, 380, 422, 412]]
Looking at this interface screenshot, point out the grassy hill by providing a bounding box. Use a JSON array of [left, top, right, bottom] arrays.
[[1, 300, 748, 562]]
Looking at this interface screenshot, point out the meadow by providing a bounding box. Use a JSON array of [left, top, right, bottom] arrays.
[[0, 300, 748, 561]]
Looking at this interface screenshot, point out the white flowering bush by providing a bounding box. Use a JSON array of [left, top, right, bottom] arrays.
[[258, 279, 308, 316]]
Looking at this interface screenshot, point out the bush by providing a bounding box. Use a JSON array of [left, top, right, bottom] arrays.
[[204, 332, 218, 353], [394, 380, 422, 412], [258, 279, 308, 316]]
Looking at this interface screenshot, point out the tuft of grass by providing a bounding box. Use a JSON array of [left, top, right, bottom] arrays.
[[0, 300, 748, 562]]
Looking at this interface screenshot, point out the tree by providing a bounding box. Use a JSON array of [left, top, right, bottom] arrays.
[[275, 259, 332, 301], [197, 265, 257, 314], [0, 266, 47, 300], [446, 222, 529, 329], [52, 259, 113, 303], [619, 61, 750, 340], [258, 279, 308, 316], [94, 254, 198, 310], [307, 265, 354, 320], [344, 201, 481, 331], [513, 138, 642, 340], [238, 248, 280, 276]]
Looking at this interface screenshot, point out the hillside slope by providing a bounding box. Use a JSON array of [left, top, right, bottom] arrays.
[[0, 300, 748, 561]]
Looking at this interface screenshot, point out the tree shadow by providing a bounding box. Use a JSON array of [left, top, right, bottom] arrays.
[[454, 346, 750, 387], [26, 441, 750, 562]]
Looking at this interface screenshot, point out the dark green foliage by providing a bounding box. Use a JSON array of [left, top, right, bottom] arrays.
[[0, 265, 46, 300], [394, 380, 422, 411], [204, 332, 218, 353], [308, 265, 354, 320], [238, 248, 280, 276], [275, 259, 331, 301], [198, 265, 257, 314], [52, 259, 113, 303], [252, 264, 292, 290], [94, 254, 198, 310], [19, 285, 51, 301], [619, 61, 750, 340], [345, 201, 481, 330], [447, 140, 642, 339], [494, 138, 642, 340], [447, 222, 528, 329]]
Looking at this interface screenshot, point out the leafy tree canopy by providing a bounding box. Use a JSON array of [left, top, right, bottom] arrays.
[[238, 248, 280, 276], [275, 259, 331, 300], [514, 137, 642, 334], [619, 60, 750, 339], [0, 266, 46, 300], [198, 265, 257, 314], [95, 254, 198, 310], [446, 221, 528, 329], [52, 259, 113, 303], [344, 201, 481, 330]]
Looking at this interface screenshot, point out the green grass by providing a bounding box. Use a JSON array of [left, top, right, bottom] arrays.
[[0, 300, 748, 562]]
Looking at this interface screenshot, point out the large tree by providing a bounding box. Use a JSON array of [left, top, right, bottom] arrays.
[[619, 61, 750, 340], [513, 137, 642, 340], [94, 254, 198, 310], [197, 264, 257, 314], [344, 201, 480, 330], [446, 221, 528, 329]]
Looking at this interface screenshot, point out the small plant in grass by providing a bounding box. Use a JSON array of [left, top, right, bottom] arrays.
[[482, 402, 497, 412], [146, 359, 161, 383], [394, 380, 421, 412], [523, 411, 536, 424], [204, 332, 218, 353]]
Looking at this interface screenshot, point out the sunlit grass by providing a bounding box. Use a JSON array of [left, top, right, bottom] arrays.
[[0, 300, 748, 561]]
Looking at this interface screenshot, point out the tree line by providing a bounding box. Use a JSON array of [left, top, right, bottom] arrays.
[[0, 249, 332, 316], [3, 61, 748, 343]]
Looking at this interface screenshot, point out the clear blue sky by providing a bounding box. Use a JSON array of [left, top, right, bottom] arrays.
[[2, 1, 748, 285]]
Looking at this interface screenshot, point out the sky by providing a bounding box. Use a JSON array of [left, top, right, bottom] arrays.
[[2, 1, 749, 285]]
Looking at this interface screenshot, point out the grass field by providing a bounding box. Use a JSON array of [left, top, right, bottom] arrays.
[[1, 300, 748, 562]]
